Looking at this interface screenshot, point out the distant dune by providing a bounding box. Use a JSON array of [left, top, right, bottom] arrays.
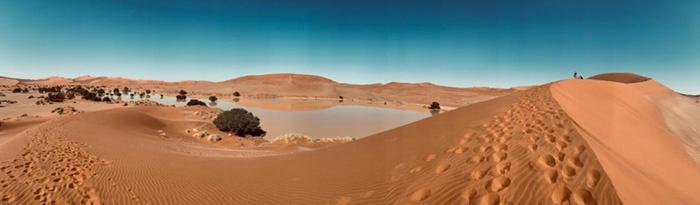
[[588, 72, 652, 84], [3, 73, 516, 107]]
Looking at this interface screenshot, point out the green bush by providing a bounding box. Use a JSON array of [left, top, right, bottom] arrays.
[[429, 101, 440, 110], [213, 108, 266, 137], [186, 99, 206, 106]]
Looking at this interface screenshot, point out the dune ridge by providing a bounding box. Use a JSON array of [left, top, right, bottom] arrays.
[[552, 78, 700, 204]]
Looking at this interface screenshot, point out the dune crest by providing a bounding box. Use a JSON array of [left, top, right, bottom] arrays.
[[551, 79, 700, 204]]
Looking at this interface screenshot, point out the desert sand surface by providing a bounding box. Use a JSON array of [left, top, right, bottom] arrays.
[[551, 74, 700, 204], [0, 73, 697, 204]]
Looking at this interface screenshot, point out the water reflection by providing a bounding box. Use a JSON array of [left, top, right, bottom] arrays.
[[121, 95, 429, 139]]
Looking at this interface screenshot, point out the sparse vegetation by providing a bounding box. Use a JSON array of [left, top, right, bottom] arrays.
[[429, 101, 440, 110], [47, 92, 66, 102], [186, 99, 206, 106], [213, 108, 266, 137], [233, 91, 240, 97], [176, 90, 188, 102], [12, 87, 22, 93], [209, 96, 218, 102]]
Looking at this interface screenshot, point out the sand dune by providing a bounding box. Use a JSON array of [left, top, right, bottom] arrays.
[[552, 77, 700, 204], [0, 73, 696, 204]]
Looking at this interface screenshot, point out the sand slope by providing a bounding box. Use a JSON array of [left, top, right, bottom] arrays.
[[551, 78, 700, 204], [0, 84, 624, 204]]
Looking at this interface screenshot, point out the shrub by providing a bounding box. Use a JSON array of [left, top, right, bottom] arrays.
[[47, 92, 66, 102], [213, 108, 266, 137], [12, 88, 22, 93], [179, 90, 188, 95], [186, 99, 206, 106], [209, 96, 218, 102], [176, 94, 187, 102], [22, 88, 29, 93], [83, 92, 101, 101], [233, 91, 240, 97], [102, 96, 112, 103], [429, 101, 440, 110]]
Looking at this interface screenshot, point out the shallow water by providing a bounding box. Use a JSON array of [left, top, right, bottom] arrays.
[[120, 95, 429, 139]]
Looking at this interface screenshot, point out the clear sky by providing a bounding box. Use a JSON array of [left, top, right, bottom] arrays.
[[0, 0, 698, 93]]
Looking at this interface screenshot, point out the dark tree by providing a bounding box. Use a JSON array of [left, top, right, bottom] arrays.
[[113, 88, 120, 95], [47, 92, 66, 102], [97, 89, 105, 96], [429, 101, 441, 110], [22, 88, 29, 93], [82, 92, 101, 101], [213, 108, 266, 137], [12, 88, 22, 93], [232, 91, 241, 97], [102, 96, 112, 103], [186, 99, 207, 106], [123, 87, 130, 94], [179, 90, 188, 95], [209, 96, 218, 102], [146, 89, 151, 94]]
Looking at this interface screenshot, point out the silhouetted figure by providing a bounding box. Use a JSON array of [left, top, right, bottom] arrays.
[[573, 72, 578, 79]]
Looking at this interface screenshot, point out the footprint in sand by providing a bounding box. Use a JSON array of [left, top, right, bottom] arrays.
[[435, 163, 451, 174], [561, 165, 577, 178], [491, 152, 507, 162], [424, 154, 437, 162], [461, 188, 476, 203], [454, 147, 467, 154], [556, 152, 566, 162], [485, 176, 511, 192], [572, 189, 597, 205], [544, 169, 558, 184], [586, 170, 601, 189], [551, 185, 571, 204], [566, 156, 584, 168], [574, 145, 586, 156], [409, 188, 431, 201], [471, 169, 486, 180], [556, 141, 568, 151], [474, 193, 500, 205], [538, 154, 557, 168], [493, 144, 508, 152], [528, 144, 538, 152], [495, 161, 511, 175], [409, 167, 422, 174], [469, 155, 485, 164]]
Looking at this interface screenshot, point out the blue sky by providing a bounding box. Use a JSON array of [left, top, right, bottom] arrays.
[[0, 0, 698, 93]]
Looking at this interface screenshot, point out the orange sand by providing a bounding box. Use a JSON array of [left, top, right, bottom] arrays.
[[0, 73, 696, 204]]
